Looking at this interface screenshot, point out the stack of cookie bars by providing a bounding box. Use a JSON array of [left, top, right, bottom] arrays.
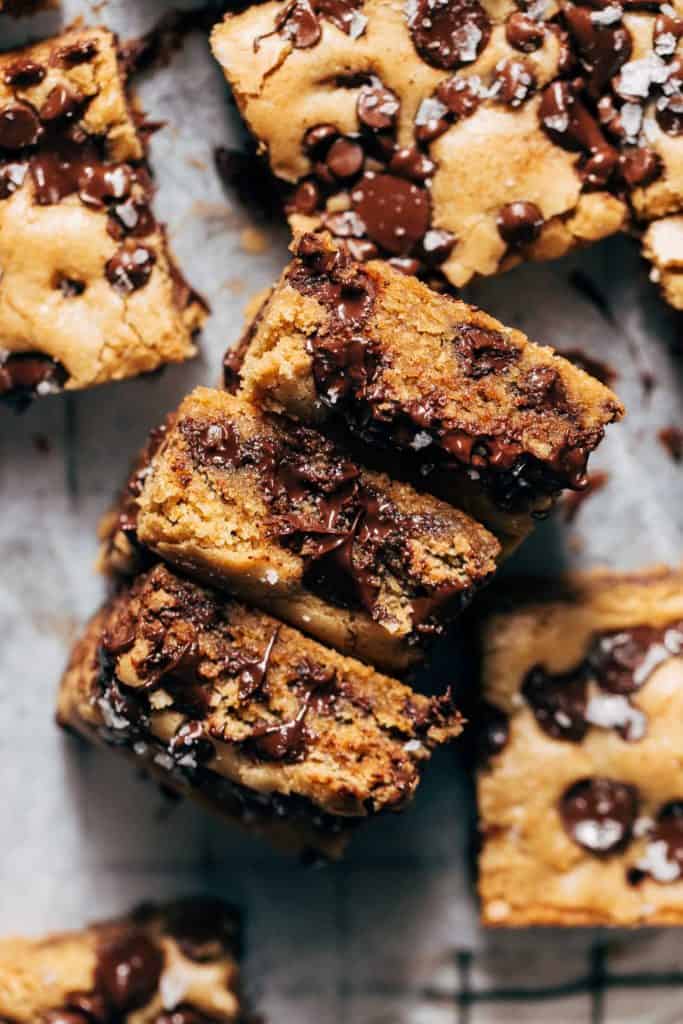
[[0, 3, 682, 1019]]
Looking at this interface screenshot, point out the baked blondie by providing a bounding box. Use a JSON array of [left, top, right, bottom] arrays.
[[58, 563, 463, 858], [478, 566, 683, 926], [211, 0, 683, 307], [236, 234, 624, 544], [99, 386, 500, 671], [0, 900, 242, 1022], [0, 27, 204, 408]]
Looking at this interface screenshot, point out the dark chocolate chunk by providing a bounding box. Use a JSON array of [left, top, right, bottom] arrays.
[[560, 777, 638, 855], [453, 323, 519, 378], [563, 3, 632, 98], [408, 0, 491, 70], [0, 352, 68, 406], [39, 84, 84, 123], [492, 59, 536, 108]]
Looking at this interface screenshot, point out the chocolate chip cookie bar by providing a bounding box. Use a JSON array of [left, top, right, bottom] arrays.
[[211, 0, 683, 308], [0, 900, 243, 1022], [99, 386, 500, 671], [58, 563, 463, 858], [235, 234, 624, 545], [478, 566, 683, 926], [0, 27, 204, 408]]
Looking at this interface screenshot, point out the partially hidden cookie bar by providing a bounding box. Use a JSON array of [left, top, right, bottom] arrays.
[[478, 566, 683, 926], [0, 899, 242, 1022], [235, 234, 624, 545], [211, 0, 683, 307], [0, 26, 204, 407], [99, 386, 500, 672], [58, 563, 463, 858]]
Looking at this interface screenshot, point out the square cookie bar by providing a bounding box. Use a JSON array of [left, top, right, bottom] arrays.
[[234, 234, 624, 547], [0, 900, 242, 1022], [211, 0, 683, 307], [478, 566, 683, 926], [99, 386, 500, 672], [58, 563, 462, 858], [0, 26, 204, 407]]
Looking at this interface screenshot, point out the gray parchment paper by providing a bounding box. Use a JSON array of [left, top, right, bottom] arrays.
[[1, 4, 682, 1021]]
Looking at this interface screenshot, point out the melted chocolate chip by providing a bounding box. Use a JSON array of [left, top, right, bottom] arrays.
[[522, 664, 588, 741], [588, 622, 683, 693], [436, 75, 481, 117], [0, 102, 42, 150], [246, 698, 311, 761], [262, 0, 366, 49], [560, 777, 638, 855], [39, 84, 84, 123], [233, 628, 279, 700], [357, 81, 400, 130], [351, 172, 431, 255], [95, 932, 164, 1012], [497, 200, 544, 246], [453, 323, 519, 378], [106, 244, 156, 294], [288, 178, 322, 214], [563, 3, 632, 98], [3, 59, 46, 87], [539, 80, 618, 185], [506, 12, 545, 51], [408, 0, 491, 70]]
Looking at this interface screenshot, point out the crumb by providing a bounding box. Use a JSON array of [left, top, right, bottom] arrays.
[[658, 426, 683, 463]]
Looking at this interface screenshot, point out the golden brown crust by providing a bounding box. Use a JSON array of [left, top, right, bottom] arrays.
[[211, 0, 683, 304], [99, 385, 500, 671], [58, 563, 463, 857], [0, 901, 242, 1022], [237, 234, 624, 541], [0, 27, 204, 403], [478, 565, 683, 927]]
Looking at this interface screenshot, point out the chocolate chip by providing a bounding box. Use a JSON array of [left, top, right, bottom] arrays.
[[325, 137, 364, 179], [656, 87, 683, 136], [408, 0, 491, 70], [0, 352, 67, 405], [436, 75, 481, 117], [357, 81, 400, 130], [55, 40, 99, 66], [56, 275, 86, 297], [619, 146, 662, 187], [165, 900, 240, 962], [522, 664, 588, 741], [304, 122, 339, 155], [654, 8, 683, 56], [106, 245, 156, 294], [288, 178, 321, 214], [108, 198, 156, 238], [647, 802, 683, 882], [274, 0, 322, 47], [497, 200, 544, 246], [95, 932, 164, 1011], [539, 80, 617, 182], [3, 59, 46, 87], [389, 146, 436, 182], [421, 228, 456, 263], [505, 12, 545, 51], [492, 59, 536, 107], [560, 777, 638, 855], [518, 364, 569, 412], [0, 102, 42, 150], [351, 172, 431, 255], [39, 84, 84, 123], [78, 163, 132, 208], [588, 623, 683, 694]]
